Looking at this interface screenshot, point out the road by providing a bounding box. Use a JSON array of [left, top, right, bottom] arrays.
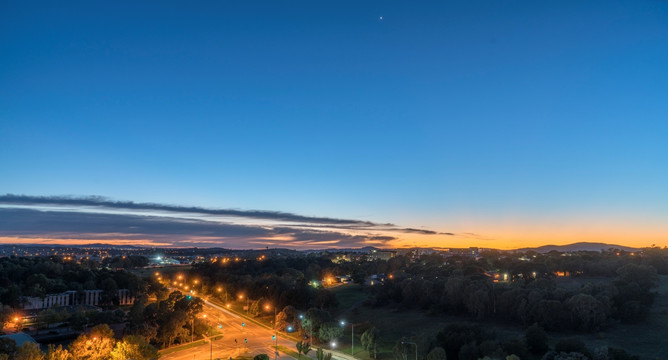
[[161, 297, 301, 360]]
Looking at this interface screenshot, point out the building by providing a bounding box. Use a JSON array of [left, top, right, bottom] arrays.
[[369, 250, 396, 261], [22, 289, 134, 310]]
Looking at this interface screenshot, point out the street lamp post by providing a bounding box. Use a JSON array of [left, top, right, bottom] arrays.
[[352, 323, 355, 356], [340, 320, 355, 356], [401, 341, 417, 360]]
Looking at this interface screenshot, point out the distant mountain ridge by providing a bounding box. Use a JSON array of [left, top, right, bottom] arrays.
[[514, 242, 640, 253]]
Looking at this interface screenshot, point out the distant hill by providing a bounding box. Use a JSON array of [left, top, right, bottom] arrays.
[[515, 242, 640, 253]]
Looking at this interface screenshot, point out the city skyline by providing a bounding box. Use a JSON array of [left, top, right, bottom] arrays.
[[2, 1, 667, 250]]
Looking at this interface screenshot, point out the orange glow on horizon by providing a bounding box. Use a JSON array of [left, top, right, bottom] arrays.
[[0, 218, 666, 252]]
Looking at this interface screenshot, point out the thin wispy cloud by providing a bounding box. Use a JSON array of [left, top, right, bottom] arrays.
[[0, 194, 477, 249], [0, 194, 380, 226]]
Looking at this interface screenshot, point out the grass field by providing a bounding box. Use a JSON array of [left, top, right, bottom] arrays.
[[330, 284, 368, 316]]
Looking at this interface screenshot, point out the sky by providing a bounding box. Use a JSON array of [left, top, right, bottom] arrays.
[[1, 1, 667, 250]]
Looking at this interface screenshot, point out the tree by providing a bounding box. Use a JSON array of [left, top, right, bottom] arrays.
[[70, 324, 116, 360], [296, 341, 311, 360], [254, 354, 270, 360], [15, 342, 45, 360], [69, 310, 87, 332], [616, 264, 658, 292], [46, 345, 73, 360], [360, 327, 378, 359], [525, 323, 548, 354], [554, 338, 590, 358], [0, 306, 13, 329], [565, 294, 606, 332], [110, 335, 158, 360], [303, 308, 332, 341], [315, 289, 338, 310], [426, 347, 447, 360], [318, 322, 343, 342], [250, 298, 265, 317], [156, 309, 187, 347], [437, 323, 488, 360], [0, 337, 17, 356], [458, 342, 480, 360], [99, 278, 119, 305], [316, 348, 332, 360]]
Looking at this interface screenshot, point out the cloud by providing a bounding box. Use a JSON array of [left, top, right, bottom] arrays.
[[0, 208, 387, 249], [0, 194, 470, 249], [400, 228, 439, 235], [0, 194, 378, 226]]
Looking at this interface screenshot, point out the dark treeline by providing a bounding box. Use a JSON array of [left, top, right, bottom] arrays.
[[393, 322, 639, 360], [190, 256, 340, 311], [367, 249, 661, 333]]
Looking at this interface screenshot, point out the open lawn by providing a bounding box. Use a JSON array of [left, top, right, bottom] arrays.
[[133, 264, 191, 278], [331, 284, 368, 316]]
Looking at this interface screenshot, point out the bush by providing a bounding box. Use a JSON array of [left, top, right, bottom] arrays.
[[555, 339, 590, 358], [608, 348, 640, 360], [526, 324, 549, 354], [254, 354, 270, 360]]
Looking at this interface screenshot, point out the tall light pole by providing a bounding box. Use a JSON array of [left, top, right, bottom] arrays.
[[401, 341, 417, 360], [340, 320, 354, 356]]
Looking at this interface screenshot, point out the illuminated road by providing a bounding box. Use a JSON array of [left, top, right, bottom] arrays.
[[161, 297, 303, 360]]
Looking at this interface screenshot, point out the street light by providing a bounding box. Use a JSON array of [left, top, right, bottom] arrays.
[[265, 304, 276, 329], [340, 320, 355, 356], [401, 341, 417, 360], [330, 341, 337, 348]]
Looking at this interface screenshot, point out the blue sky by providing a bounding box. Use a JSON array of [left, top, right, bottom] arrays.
[[1, 1, 667, 248]]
